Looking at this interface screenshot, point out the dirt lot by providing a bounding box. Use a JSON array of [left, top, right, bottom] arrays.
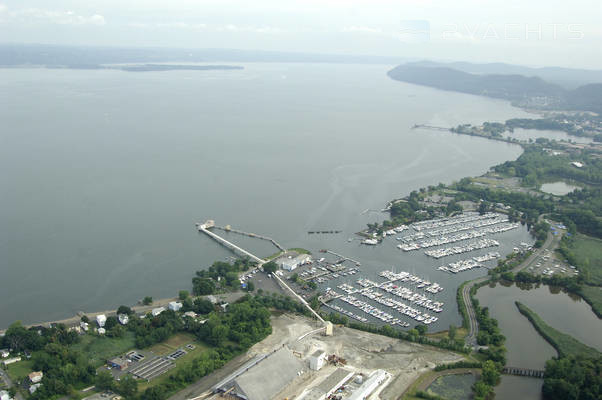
[[169, 314, 464, 400]]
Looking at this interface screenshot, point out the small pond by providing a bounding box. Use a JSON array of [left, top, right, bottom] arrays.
[[427, 373, 477, 400], [540, 181, 580, 196]]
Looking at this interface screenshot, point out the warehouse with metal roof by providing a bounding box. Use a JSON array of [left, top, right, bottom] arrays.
[[212, 347, 304, 400]]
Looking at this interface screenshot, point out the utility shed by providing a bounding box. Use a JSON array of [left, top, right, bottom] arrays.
[[214, 347, 304, 400], [309, 350, 326, 371]]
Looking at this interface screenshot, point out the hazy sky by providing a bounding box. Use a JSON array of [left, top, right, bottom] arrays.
[[1, 0, 601, 68]]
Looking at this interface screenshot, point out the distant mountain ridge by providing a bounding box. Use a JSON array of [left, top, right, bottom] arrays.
[[406, 60, 602, 89], [388, 64, 602, 114]]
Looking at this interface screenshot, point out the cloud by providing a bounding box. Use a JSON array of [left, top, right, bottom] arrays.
[[341, 25, 385, 34], [128, 22, 283, 34], [8, 7, 106, 26]]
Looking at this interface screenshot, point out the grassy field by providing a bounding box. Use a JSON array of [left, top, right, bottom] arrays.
[[515, 302, 600, 358], [138, 334, 209, 391], [578, 285, 602, 318], [426, 327, 468, 341], [147, 333, 198, 356], [6, 360, 35, 382], [570, 234, 602, 285], [71, 331, 137, 367]]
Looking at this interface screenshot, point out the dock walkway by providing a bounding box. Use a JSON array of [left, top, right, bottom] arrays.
[[196, 220, 324, 324], [325, 250, 361, 266], [214, 226, 285, 252]]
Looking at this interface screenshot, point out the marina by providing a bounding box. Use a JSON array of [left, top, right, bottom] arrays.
[[424, 238, 500, 259], [322, 268, 445, 326], [397, 222, 519, 251], [437, 252, 500, 273]]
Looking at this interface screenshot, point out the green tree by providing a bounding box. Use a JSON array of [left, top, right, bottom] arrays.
[[473, 380, 493, 400], [246, 281, 255, 292], [95, 370, 114, 391], [142, 296, 153, 305], [141, 386, 166, 400], [117, 375, 138, 398], [262, 261, 278, 274], [80, 315, 89, 323], [415, 324, 427, 336], [117, 305, 133, 315], [178, 290, 189, 300], [192, 278, 216, 295], [481, 360, 500, 386], [448, 324, 457, 341]]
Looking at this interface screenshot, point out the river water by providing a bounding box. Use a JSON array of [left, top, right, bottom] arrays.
[[476, 281, 602, 399], [0, 63, 532, 329]]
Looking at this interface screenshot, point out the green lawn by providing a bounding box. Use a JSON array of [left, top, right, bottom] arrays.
[[516, 302, 600, 359], [569, 234, 602, 285], [71, 331, 137, 367], [6, 360, 35, 382], [578, 285, 602, 318]]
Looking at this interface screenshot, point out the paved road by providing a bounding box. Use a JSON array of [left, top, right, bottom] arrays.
[[463, 230, 554, 348], [0, 369, 25, 400]]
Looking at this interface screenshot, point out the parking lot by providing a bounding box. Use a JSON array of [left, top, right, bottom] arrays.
[[523, 223, 580, 278]]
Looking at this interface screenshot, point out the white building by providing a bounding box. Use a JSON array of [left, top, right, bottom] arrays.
[[294, 254, 312, 266], [347, 370, 389, 400], [309, 350, 326, 371], [168, 301, 183, 312], [184, 311, 197, 318], [118, 314, 129, 325], [97, 328, 106, 335], [152, 307, 165, 317], [80, 321, 89, 332], [571, 161, 584, 168], [96, 314, 107, 328], [0, 349, 9, 358], [280, 258, 299, 271], [29, 384, 42, 394], [1, 357, 21, 367], [0, 390, 11, 400]]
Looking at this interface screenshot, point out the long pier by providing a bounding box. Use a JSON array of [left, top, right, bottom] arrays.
[[502, 367, 545, 379], [196, 221, 264, 264], [196, 220, 325, 324], [214, 226, 285, 252], [325, 250, 361, 266]]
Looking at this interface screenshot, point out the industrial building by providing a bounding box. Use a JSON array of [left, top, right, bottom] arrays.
[[347, 369, 389, 400], [212, 347, 304, 400], [108, 357, 129, 371], [298, 368, 355, 400], [280, 258, 299, 271], [278, 253, 312, 271]]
